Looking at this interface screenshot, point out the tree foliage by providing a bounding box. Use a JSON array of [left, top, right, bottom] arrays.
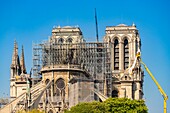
[[65, 98, 148, 113]]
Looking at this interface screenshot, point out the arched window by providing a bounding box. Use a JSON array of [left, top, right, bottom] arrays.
[[55, 88, 60, 96], [48, 109, 53, 113], [45, 79, 51, 96], [67, 37, 73, 43], [112, 90, 118, 97], [124, 39, 129, 69], [58, 38, 64, 44], [114, 39, 119, 70], [45, 79, 50, 85]]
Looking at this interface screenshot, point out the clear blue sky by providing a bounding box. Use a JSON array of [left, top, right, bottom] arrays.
[[0, 0, 169, 112]]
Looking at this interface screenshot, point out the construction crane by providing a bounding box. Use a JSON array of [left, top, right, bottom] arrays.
[[140, 61, 168, 113], [133, 50, 168, 113]]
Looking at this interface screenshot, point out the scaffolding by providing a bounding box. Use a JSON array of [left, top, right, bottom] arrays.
[[32, 41, 112, 96]]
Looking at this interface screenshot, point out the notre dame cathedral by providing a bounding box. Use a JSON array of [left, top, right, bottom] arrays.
[[8, 23, 144, 112]]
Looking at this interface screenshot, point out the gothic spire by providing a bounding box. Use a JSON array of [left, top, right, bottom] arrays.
[[11, 40, 18, 67], [11, 40, 21, 77], [20, 45, 27, 74]]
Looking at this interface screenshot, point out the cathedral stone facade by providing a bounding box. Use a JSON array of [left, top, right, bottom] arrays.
[[10, 23, 144, 112], [104, 24, 143, 100]]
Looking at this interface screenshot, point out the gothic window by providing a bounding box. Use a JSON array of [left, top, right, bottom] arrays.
[[56, 88, 60, 96], [114, 39, 119, 70], [67, 37, 73, 43], [124, 38, 129, 69], [45, 79, 50, 85], [112, 90, 118, 97], [56, 78, 65, 89], [48, 109, 53, 113], [58, 38, 64, 44], [45, 79, 51, 96]]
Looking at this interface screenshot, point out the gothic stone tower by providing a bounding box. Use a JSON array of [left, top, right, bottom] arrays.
[[10, 41, 28, 100], [104, 24, 143, 100]]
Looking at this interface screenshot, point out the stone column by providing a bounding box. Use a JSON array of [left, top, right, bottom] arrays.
[[51, 71, 54, 102], [129, 38, 133, 68], [134, 82, 141, 100], [119, 40, 124, 71], [65, 71, 69, 103]]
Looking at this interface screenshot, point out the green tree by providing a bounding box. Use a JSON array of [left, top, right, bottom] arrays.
[[65, 98, 148, 113], [104, 98, 148, 113], [65, 101, 106, 113]]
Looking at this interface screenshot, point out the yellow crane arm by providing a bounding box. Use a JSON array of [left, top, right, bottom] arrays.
[[140, 61, 168, 113]]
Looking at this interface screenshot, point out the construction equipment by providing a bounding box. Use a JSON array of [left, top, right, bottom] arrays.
[[135, 50, 168, 113], [140, 61, 168, 113]]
